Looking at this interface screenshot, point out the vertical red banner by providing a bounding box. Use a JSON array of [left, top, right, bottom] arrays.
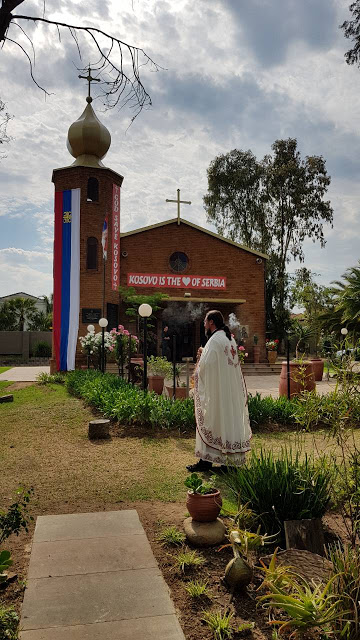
[[112, 184, 120, 291]]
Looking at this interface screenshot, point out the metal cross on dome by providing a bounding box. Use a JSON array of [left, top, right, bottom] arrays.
[[165, 189, 191, 225], [78, 65, 101, 103]]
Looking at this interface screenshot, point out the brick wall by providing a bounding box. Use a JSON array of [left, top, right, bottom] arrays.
[[120, 222, 267, 361]]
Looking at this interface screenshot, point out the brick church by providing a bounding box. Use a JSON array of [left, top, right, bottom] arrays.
[[51, 92, 268, 371]]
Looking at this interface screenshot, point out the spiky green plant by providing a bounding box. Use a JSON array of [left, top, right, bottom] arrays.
[[202, 609, 234, 639], [173, 548, 205, 573], [156, 526, 185, 546], [328, 542, 360, 639], [184, 580, 209, 598]]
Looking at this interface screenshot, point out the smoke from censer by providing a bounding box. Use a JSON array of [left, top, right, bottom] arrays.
[[162, 302, 209, 328]]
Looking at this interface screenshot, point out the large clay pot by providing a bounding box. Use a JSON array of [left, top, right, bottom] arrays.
[[267, 350, 277, 364], [253, 345, 260, 364], [310, 358, 324, 382], [186, 489, 222, 522], [148, 375, 165, 394], [279, 361, 316, 398], [166, 386, 187, 400]]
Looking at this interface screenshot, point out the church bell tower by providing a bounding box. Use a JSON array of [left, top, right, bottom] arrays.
[[50, 74, 123, 372]]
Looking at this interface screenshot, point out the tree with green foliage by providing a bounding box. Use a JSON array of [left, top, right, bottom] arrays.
[[28, 310, 52, 331], [1, 297, 37, 331], [341, 1, 360, 68], [0, 300, 16, 330], [319, 261, 360, 338], [204, 139, 333, 340]]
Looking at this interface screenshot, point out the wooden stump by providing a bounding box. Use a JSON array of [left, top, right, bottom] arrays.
[[88, 419, 110, 440], [0, 395, 14, 403], [284, 518, 325, 556]]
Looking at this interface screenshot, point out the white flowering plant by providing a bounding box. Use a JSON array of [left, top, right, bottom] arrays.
[[79, 330, 116, 356]]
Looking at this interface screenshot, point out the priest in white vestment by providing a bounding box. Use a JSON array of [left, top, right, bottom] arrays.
[[187, 310, 252, 472]]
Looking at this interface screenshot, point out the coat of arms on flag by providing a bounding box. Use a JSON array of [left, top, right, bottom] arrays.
[[53, 189, 80, 372], [102, 217, 108, 260]]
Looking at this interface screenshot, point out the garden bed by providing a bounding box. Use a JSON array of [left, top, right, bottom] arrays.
[[1, 500, 348, 640]]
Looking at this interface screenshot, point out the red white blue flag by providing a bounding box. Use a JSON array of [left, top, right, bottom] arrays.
[[53, 189, 80, 371], [102, 217, 108, 260]]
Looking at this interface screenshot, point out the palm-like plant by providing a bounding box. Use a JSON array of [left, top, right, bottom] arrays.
[[319, 262, 360, 339], [6, 298, 37, 331]]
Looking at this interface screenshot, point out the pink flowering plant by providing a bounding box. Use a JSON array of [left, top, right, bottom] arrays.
[[266, 339, 279, 352], [238, 345, 249, 364], [110, 324, 139, 367]]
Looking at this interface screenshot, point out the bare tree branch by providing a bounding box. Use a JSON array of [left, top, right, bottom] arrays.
[[0, 2, 163, 119]]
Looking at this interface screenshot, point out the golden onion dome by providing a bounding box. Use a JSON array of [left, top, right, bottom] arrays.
[[66, 98, 111, 168]]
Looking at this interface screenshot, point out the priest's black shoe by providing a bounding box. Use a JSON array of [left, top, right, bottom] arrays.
[[186, 459, 213, 472]]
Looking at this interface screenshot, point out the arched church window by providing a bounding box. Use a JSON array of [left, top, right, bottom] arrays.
[[87, 237, 98, 270], [169, 251, 189, 273], [87, 177, 99, 202]]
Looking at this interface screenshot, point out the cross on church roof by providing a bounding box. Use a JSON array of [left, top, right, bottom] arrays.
[[78, 65, 101, 103], [165, 189, 191, 225]]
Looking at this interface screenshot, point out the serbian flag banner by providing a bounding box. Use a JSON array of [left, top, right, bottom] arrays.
[[53, 189, 80, 371], [102, 217, 108, 260]]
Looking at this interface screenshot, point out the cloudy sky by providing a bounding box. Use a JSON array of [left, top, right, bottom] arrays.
[[0, 0, 359, 299]]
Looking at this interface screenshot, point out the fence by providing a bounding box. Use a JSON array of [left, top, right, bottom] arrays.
[[0, 331, 52, 361]]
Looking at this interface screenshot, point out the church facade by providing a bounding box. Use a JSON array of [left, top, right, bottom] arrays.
[[50, 90, 268, 371]]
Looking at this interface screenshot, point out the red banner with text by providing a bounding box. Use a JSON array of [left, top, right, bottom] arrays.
[[111, 184, 120, 291], [127, 273, 226, 290]]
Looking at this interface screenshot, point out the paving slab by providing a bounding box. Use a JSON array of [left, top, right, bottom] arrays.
[[33, 510, 144, 542], [21, 568, 174, 630], [28, 535, 157, 578], [20, 510, 185, 639], [20, 615, 185, 640], [0, 366, 50, 382]]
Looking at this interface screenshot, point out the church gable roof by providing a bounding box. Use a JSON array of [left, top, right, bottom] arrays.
[[120, 218, 269, 259]]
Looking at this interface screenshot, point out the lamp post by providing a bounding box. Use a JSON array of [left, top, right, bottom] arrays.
[[138, 303, 152, 391], [341, 327, 348, 361], [86, 325, 95, 369], [99, 317, 108, 373]]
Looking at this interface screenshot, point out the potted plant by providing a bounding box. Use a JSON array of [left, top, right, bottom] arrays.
[[185, 473, 222, 522], [266, 338, 279, 364], [237, 345, 248, 367], [279, 356, 316, 397], [166, 364, 188, 399], [253, 334, 260, 363], [147, 356, 172, 394]]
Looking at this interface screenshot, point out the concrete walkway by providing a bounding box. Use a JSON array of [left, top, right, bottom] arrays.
[[20, 510, 185, 639], [0, 366, 50, 382], [0, 366, 337, 396]]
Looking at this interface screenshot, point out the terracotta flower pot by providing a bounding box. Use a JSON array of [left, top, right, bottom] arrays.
[[279, 361, 316, 398], [186, 489, 222, 522], [310, 358, 324, 382], [253, 345, 260, 364], [267, 350, 277, 364], [166, 386, 187, 400], [148, 375, 165, 394]]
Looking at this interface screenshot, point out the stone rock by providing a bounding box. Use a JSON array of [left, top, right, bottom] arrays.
[[0, 395, 14, 403], [183, 517, 226, 546], [88, 419, 110, 439], [260, 548, 333, 585]]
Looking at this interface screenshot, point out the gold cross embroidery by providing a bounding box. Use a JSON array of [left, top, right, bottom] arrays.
[[63, 211, 72, 224]]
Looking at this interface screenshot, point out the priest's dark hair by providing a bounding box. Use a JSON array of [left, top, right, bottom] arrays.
[[206, 310, 232, 341]]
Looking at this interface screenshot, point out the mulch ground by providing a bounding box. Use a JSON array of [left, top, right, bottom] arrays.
[[1, 499, 347, 640]]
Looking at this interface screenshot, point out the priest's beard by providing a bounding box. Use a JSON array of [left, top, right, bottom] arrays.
[[206, 328, 213, 338]]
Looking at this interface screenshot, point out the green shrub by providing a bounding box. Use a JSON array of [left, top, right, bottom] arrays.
[[0, 605, 19, 640], [222, 449, 331, 540], [65, 370, 195, 431], [328, 542, 360, 640], [32, 341, 51, 357], [247, 393, 297, 428], [0, 487, 34, 544], [37, 372, 65, 385], [293, 389, 360, 432]]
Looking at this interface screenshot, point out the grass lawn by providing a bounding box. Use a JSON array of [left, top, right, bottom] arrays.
[[1, 382, 356, 514], [0, 366, 11, 374]]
